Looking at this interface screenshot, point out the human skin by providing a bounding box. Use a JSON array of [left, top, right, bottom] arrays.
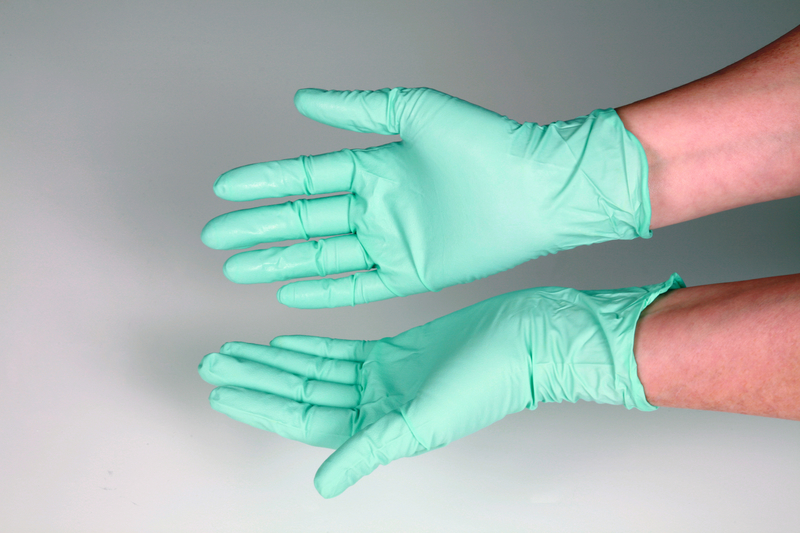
[[634, 273, 800, 420], [620, 26, 800, 420], [617, 25, 800, 229]]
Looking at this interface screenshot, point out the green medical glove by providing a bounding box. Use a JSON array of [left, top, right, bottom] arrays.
[[198, 274, 683, 497], [201, 87, 651, 308]]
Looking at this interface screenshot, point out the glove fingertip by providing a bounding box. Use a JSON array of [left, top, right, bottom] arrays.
[[276, 283, 297, 307], [222, 254, 251, 284], [212, 171, 229, 199], [213, 166, 255, 201], [197, 352, 214, 375], [200, 219, 221, 249], [294, 88, 326, 116], [207, 386, 223, 405], [313, 468, 345, 499]]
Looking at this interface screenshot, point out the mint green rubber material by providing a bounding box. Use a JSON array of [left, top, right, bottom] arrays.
[[198, 274, 683, 497], [201, 88, 652, 308]]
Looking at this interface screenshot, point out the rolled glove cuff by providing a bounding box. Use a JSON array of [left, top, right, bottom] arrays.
[[530, 272, 685, 411]]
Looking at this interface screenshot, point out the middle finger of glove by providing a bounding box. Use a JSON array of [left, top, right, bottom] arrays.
[[201, 194, 353, 250]]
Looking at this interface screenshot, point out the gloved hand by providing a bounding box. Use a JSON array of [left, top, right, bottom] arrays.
[[198, 274, 682, 497], [201, 88, 652, 308]]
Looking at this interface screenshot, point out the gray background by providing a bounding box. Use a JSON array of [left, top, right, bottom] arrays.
[[2, 1, 800, 531]]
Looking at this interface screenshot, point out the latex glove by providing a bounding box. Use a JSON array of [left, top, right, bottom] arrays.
[[198, 274, 682, 497], [201, 88, 652, 308]]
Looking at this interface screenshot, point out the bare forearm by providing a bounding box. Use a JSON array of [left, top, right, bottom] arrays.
[[617, 25, 800, 229], [634, 274, 800, 420]]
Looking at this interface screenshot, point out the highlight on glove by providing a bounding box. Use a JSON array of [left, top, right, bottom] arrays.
[[201, 87, 652, 308], [198, 274, 683, 497]]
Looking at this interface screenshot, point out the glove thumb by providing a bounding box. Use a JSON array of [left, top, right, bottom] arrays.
[[313, 410, 426, 498], [295, 87, 424, 136]]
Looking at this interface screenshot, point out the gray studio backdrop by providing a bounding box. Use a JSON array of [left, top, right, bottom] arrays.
[[3, 1, 799, 532]]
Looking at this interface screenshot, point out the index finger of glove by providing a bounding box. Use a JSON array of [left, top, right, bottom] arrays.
[[209, 387, 355, 449], [214, 149, 358, 201]]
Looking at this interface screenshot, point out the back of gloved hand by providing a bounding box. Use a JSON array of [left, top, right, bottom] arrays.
[[201, 87, 652, 308], [198, 274, 682, 497]]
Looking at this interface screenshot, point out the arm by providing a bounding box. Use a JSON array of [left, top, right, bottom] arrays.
[[635, 273, 800, 420], [617, 25, 800, 229], [198, 274, 798, 496], [624, 27, 800, 419], [202, 26, 800, 307]]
